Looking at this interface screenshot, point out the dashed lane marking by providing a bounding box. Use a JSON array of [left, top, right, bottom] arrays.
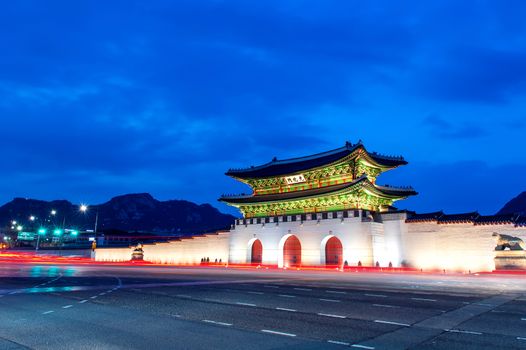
[[294, 288, 312, 291], [374, 320, 410, 327], [326, 290, 346, 294], [278, 294, 296, 298], [328, 340, 350, 346], [42, 311, 54, 315], [411, 297, 437, 302], [90, 296, 97, 299], [365, 294, 387, 298], [318, 313, 346, 319], [261, 329, 296, 337], [202, 319, 232, 326], [62, 305, 73, 309], [247, 291, 264, 295], [320, 298, 341, 303], [79, 300, 88, 304], [99, 292, 106, 296], [518, 337, 526, 341], [445, 329, 482, 335], [521, 318, 526, 321], [373, 304, 399, 308], [236, 302, 256, 307], [351, 344, 375, 349], [276, 307, 296, 312], [176, 294, 191, 298], [264, 285, 279, 289]]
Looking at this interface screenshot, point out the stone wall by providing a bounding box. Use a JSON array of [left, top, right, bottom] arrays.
[[403, 221, 526, 272], [94, 232, 230, 264]]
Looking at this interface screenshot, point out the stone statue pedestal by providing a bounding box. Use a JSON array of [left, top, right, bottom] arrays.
[[494, 250, 526, 270]]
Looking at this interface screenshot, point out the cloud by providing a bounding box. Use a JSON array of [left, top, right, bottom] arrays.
[[422, 114, 489, 139]]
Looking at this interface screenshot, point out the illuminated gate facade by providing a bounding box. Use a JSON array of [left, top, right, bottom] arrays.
[[251, 239, 262, 264], [325, 236, 343, 266]]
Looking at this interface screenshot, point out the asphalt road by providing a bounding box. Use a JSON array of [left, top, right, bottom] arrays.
[[0, 264, 525, 350]]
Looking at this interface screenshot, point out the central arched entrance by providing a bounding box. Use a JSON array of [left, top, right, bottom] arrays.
[[324, 236, 343, 267], [282, 235, 302, 268], [251, 239, 262, 264]]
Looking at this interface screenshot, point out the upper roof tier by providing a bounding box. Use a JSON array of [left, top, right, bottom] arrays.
[[219, 175, 417, 205], [226, 141, 407, 179]]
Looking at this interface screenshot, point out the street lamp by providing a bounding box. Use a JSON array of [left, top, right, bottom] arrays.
[[51, 210, 57, 216], [80, 204, 99, 233], [36, 228, 47, 251], [30, 216, 35, 222]]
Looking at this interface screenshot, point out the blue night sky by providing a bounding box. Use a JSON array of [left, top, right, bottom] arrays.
[[1, 1, 525, 217]]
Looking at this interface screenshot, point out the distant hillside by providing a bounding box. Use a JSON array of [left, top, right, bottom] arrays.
[[0, 193, 236, 234], [497, 191, 526, 215]]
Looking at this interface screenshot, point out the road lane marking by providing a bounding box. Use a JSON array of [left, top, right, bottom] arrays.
[[373, 304, 399, 308], [374, 320, 410, 327], [42, 311, 54, 315], [445, 329, 482, 335], [328, 340, 350, 346], [318, 313, 346, 319], [79, 300, 88, 304], [202, 319, 232, 326], [326, 290, 346, 294], [62, 305, 73, 309], [521, 318, 526, 321], [264, 285, 279, 288], [411, 297, 437, 302], [176, 294, 191, 298], [247, 291, 264, 295], [99, 292, 106, 296], [276, 307, 296, 312], [475, 303, 495, 307], [90, 296, 97, 299], [518, 337, 526, 341], [236, 302, 256, 307], [261, 329, 296, 337], [365, 294, 387, 298], [294, 288, 312, 291], [320, 298, 341, 302], [351, 344, 375, 349], [278, 294, 296, 298]]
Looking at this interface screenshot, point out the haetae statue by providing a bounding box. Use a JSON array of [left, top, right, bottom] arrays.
[[492, 232, 525, 251]]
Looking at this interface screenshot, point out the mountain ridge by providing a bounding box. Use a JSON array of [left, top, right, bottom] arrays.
[[497, 191, 526, 215], [0, 193, 236, 234]]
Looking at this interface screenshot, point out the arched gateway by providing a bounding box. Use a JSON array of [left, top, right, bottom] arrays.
[[324, 236, 343, 267], [281, 235, 302, 268], [250, 239, 262, 264]]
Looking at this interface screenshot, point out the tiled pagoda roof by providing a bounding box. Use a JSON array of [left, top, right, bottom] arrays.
[[407, 211, 525, 227], [226, 141, 407, 179], [219, 176, 417, 205]]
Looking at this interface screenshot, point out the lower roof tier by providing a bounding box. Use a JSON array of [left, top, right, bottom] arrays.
[[219, 176, 416, 218]]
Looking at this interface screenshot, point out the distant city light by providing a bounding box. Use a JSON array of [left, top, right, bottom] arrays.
[[51, 210, 57, 216], [16, 225, 23, 231], [38, 228, 47, 235], [12, 220, 17, 225], [70, 230, 79, 236], [53, 229, 63, 235], [80, 204, 88, 212], [30, 216, 35, 221]]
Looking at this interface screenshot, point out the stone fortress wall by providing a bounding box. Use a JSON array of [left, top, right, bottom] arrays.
[[94, 210, 526, 272]]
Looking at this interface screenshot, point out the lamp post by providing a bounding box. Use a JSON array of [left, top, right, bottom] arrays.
[[80, 204, 99, 233]]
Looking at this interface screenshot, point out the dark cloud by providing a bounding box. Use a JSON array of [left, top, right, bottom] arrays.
[[423, 115, 489, 139], [0, 0, 524, 215]]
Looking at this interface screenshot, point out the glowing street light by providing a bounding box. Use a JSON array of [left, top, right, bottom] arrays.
[[80, 204, 99, 233], [12, 220, 17, 225], [51, 210, 57, 216], [16, 225, 23, 231], [30, 216, 35, 221], [53, 229, 63, 235]]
